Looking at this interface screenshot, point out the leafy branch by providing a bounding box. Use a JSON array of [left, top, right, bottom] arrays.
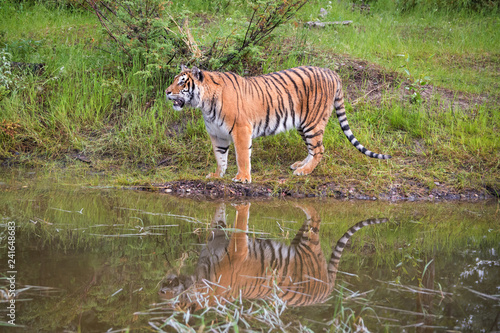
[[209, 0, 308, 70], [397, 53, 432, 104], [85, 0, 184, 68], [85, 0, 309, 74]]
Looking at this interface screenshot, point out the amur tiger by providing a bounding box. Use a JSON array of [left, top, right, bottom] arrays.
[[159, 203, 387, 311], [165, 65, 391, 183]]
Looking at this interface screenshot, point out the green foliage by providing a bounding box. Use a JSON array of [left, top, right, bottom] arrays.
[[8, 0, 89, 10], [0, 49, 29, 99], [0, 50, 14, 100], [86, 0, 308, 74], [398, 53, 432, 104], [86, 0, 182, 76], [394, 0, 499, 13], [2, 38, 42, 62], [205, 0, 308, 71]]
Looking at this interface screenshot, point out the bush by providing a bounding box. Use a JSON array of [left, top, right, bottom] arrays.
[[205, 0, 308, 71], [86, 0, 184, 77], [0, 49, 25, 101], [86, 0, 308, 76]]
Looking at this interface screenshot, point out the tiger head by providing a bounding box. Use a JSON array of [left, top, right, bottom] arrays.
[[165, 65, 204, 111], [158, 273, 206, 312]]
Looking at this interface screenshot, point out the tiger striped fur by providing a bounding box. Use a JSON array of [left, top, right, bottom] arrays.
[[165, 66, 391, 183], [159, 203, 388, 311]]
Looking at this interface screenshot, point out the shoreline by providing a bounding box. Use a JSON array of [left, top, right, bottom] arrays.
[[136, 179, 496, 202]]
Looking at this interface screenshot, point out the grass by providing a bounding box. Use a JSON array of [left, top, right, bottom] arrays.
[[0, 0, 499, 197], [299, 0, 500, 95]]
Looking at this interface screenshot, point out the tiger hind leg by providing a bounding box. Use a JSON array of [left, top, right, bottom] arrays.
[[290, 156, 310, 171], [291, 129, 325, 176], [292, 148, 324, 176], [290, 128, 310, 171]]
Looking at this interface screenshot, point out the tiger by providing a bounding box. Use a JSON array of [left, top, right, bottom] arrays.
[[159, 203, 387, 311], [165, 65, 391, 183]]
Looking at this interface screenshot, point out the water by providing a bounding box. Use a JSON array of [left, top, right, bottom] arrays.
[[0, 171, 499, 332]]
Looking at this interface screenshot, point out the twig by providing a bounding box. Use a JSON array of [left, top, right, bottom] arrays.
[[85, 0, 132, 60], [351, 88, 379, 106]]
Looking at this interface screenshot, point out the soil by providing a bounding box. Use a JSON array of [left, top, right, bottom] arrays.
[[136, 179, 497, 202], [335, 56, 491, 110]]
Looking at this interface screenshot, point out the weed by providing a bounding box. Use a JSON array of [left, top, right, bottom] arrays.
[[0, 50, 16, 99], [86, 0, 183, 74], [86, 0, 308, 75], [3, 38, 42, 62], [397, 53, 432, 104]]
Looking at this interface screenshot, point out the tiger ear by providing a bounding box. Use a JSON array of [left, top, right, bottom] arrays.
[[192, 66, 203, 82], [180, 64, 189, 72]]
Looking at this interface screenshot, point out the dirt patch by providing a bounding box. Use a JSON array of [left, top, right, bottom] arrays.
[[137, 179, 496, 202], [420, 85, 489, 112], [333, 55, 492, 111], [336, 57, 401, 106], [141, 180, 274, 199]]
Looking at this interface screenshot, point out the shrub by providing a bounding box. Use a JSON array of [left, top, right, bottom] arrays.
[[205, 0, 308, 71], [86, 0, 308, 76], [0, 49, 25, 100], [86, 0, 185, 76]]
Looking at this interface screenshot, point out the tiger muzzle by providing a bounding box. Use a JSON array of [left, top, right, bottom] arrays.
[[166, 90, 185, 109]]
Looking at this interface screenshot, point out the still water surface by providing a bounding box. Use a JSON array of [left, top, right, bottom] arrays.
[[0, 172, 498, 332]]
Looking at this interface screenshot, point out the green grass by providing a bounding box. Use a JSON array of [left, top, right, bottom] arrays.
[[0, 0, 499, 196], [297, 0, 500, 95]]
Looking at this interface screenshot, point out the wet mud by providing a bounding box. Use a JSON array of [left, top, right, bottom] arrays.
[[140, 179, 496, 201]]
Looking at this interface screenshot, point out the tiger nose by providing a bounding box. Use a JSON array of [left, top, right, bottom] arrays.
[[165, 89, 171, 96]]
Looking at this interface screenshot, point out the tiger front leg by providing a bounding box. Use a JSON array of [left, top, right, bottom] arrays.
[[207, 135, 230, 179], [231, 126, 252, 183]]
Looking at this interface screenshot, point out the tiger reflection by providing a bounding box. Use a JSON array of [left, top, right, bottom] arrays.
[[159, 203, 386, 311]]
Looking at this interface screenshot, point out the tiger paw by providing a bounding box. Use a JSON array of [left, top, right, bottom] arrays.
[[232, 174, 251, 184], [290, 160, 305, 170], [206, 172, 222, 179], [292, 166, 313, 176]]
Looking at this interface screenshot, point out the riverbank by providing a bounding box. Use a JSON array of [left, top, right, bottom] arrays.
[[139, 179, 495, 201], [1, 1, 498, 201]]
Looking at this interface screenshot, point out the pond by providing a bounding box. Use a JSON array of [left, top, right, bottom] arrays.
[[0, 171, 499, 332]]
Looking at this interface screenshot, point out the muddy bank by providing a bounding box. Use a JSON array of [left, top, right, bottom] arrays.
[[137, 180, 496, 202]]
